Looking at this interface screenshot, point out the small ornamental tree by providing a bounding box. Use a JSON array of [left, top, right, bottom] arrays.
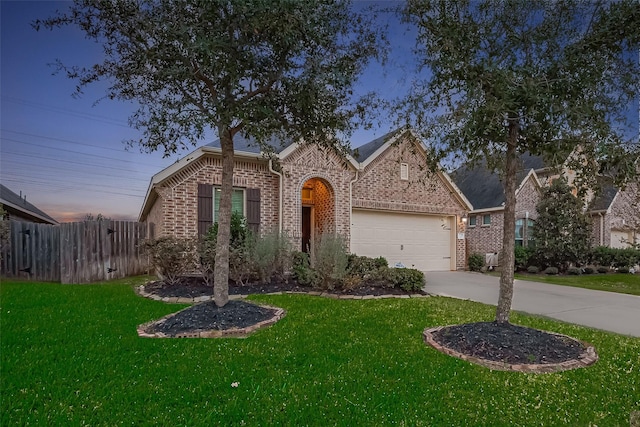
[[36, 0, 386, 307], [533, 178, 592, 271]]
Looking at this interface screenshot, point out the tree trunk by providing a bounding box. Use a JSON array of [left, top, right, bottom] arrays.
[[213, 127, 234, 307], [495, 120, 519, 324]]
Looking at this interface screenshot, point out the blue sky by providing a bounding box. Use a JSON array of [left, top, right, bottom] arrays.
[[1, 1, 413, 222]]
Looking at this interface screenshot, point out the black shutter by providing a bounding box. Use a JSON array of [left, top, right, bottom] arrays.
[[197, 184, 214, 237], [246, 188, 261, 233]]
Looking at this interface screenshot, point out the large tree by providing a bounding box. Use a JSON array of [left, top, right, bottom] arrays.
[[36, 0, 384, 307], [401, 0, 639, 323]]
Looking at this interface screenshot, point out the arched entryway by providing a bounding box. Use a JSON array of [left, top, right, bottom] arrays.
[[300, 177, 335, 253]]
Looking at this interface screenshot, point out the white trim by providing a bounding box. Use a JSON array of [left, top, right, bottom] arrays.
[[469, 206, 505, 214]]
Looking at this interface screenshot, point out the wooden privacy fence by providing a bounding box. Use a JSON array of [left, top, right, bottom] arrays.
[[1, 220, 153, 284]]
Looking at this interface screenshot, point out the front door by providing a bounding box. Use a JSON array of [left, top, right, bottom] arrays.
[[301, 206, 312, 252]]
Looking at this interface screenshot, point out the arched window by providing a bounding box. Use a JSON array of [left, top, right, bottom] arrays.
[[515, 218, 535, 247]]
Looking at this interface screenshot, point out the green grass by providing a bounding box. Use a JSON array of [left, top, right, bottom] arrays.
[[2, 277, 639, 426], [514, 272, 640, 295]]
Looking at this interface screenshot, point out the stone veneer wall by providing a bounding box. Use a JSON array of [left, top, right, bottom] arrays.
[[146, 155, 280, 239], [351, 135, 468, 270]]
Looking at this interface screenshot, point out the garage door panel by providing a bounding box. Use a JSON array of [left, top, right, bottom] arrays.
[[351, 210, 453, 271]]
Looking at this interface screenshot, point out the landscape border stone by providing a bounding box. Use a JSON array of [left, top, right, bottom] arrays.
[[423, 325, 598, 373]]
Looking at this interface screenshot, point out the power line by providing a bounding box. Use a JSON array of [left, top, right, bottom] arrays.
[[1, 128, 140, 153], [0, 170, 146, 193], [1, 177, 144, 198], [1, 150, 150, 174], [0, 159, 151, 181]]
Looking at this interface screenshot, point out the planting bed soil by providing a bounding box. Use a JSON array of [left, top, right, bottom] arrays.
[[431, 321, 587, 364], [142, 277, 596, 371]]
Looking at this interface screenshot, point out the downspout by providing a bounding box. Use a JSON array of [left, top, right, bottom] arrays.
[[349, 169, 359, 251], [268, 159, 283, 233], [599, 212, 604, 246]]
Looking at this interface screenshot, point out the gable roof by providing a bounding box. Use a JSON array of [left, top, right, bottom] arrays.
[[205, 133, 294, 154], [0, 184, 58, 224], [589, 179, 619, 212], [451, 154, 546, 210]]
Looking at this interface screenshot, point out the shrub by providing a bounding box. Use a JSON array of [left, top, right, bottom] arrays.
[[347, 254, 388, 276], [144, 236, 196, 285], [468, 253, 484, 272], [386, 267, 425, 292], [544, 266, 559, 275], [597, 266, 610, 274], [583, 266, 595, 275], [250, 230, 293, 283], [527, 266, 539, 274], [617, 266, 630, 274], [198, 228, 217, 286], [514, 245, 533, 271], [567, 267, 581, 275], [291, 251, 318, 287], [313, 234, 349, 290]]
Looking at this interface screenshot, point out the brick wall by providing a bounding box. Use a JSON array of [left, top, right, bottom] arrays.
[[145, 155, 280, 239], [280, 144, 355, 247], [351, 134, 468, 269]]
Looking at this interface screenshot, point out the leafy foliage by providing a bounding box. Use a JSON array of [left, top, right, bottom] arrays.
[[143, 237, 196, 285], [35, 0, 386, 306], [514, 246, 534, 271], [533, 178, 592, 271], [590, 246, 640, 268], [385, 267, 425, 292], [400, 0, 640, 323], [312, 234, 349, 290], [0, 204, 8, 262], [250, 230, 293, 283], [467, 253, 484, 272]]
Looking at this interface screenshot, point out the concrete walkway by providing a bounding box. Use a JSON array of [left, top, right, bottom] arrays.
[[424, 271, 640, 337]]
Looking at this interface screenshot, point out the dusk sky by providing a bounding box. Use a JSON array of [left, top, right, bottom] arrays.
[[1, 2, 637, 223], [1, 1, 413, 222]]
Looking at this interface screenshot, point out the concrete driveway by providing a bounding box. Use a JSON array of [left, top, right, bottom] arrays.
[[424, 271, 640, 337]]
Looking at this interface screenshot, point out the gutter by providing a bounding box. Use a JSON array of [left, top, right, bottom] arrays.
[[268, 159, 283, 233]]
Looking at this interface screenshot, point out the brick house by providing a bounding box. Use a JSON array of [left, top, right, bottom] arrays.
[[452, 153, 639, 266], [451, 154, 544, 265], [139, 129, 472, 271], [0, 184, 58, 225]]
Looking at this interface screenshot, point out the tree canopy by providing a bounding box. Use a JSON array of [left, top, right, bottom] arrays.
[[36, 0, 385, 307], [400, 0, 639, 323]]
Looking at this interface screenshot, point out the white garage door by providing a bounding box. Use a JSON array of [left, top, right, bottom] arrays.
[[351, 210, 454, 271]]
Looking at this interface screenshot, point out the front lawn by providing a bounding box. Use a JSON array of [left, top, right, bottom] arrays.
[[514, 272, 640, 296], [2, 277, 639, 426]]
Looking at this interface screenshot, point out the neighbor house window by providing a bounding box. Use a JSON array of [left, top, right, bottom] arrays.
[[214, 187, 245, 222], [482, 214, 491, 226], [515, 218, 535, 247], [468, 216, 477, 227], [400, 163, 409, 180]]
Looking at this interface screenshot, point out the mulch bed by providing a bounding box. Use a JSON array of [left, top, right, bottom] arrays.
[[144, 300, 276, 336], [430, 321, 586, 365], [140, 276, 597, 371]]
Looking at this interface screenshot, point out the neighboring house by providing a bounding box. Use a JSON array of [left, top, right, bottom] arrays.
[[139, 129, 472, 271], [451, 154, 544, 264], [453, 153, 639, 264], [0, 184, 58, 225], [589, 181, 639, 248]]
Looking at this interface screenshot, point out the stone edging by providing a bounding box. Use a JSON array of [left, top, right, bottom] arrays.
[[135, 285, 430, 303], [137, 303, 286, 339], [423, 325, 598, 373]]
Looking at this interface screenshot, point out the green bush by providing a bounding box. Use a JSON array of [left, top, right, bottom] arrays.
[[386, 267, 425, 292], [597, 266, 610, 274], [514, 245, 533, 271], [291, 251, 318, 287], [544, 266, 559, 275], [347, 254, 388, 276], [617, 266, 630, 274], [468, 253, 484, 272], [527, 266, 540, 274], [144, 236, 196, 285], [591, 246, 640, 268], [567, 267, 581, 275], [250, 230, 292, 283], [313, 234, 349, 290], [583, 266, 595, 275]]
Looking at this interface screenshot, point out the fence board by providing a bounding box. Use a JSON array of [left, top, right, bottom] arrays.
[[1, 220, 150, 283]]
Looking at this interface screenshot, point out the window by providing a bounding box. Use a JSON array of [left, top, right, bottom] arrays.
[[515, 218, 535, 247], [400, 163, 409, 180], [468, 216, 477, 227], [482, 214, 491, 226], [213, 187, 245, 222]]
